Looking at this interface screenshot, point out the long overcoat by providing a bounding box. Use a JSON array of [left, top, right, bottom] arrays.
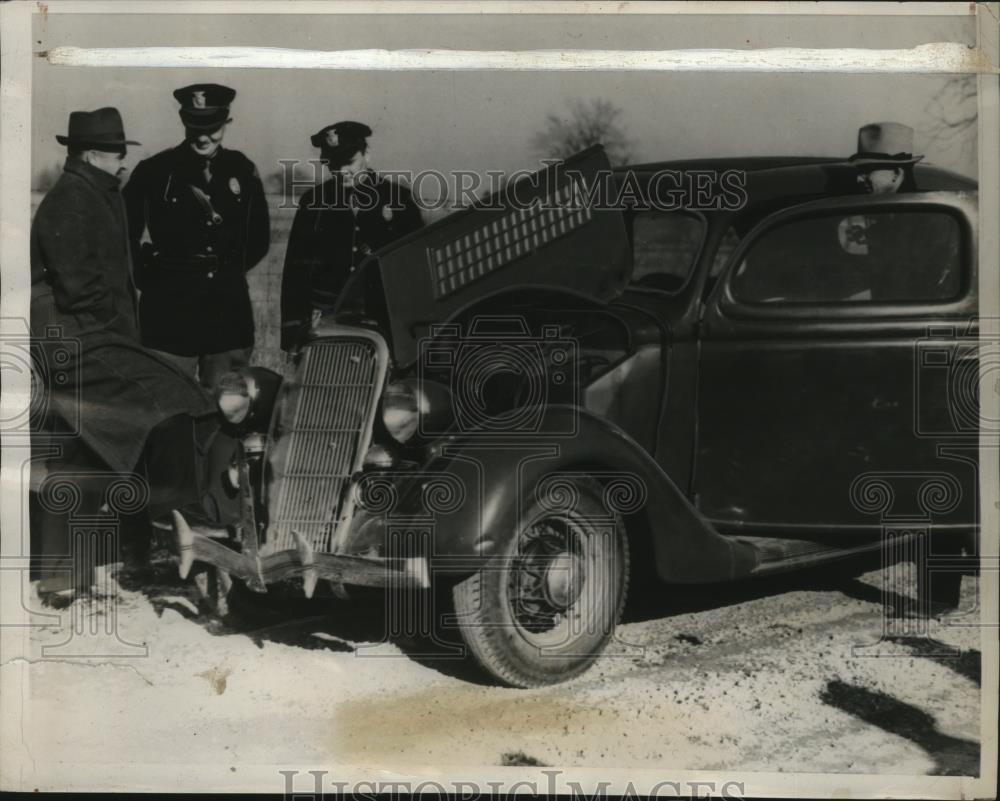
[[30, 158, 214, 474]]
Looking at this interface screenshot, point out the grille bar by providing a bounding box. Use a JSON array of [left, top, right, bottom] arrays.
[[265, 331, 389, 555]]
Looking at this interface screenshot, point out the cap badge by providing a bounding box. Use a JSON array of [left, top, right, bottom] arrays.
[[229, 177, 241, 195], [192, 90, 207, 109], [382, 205, 394, 222]]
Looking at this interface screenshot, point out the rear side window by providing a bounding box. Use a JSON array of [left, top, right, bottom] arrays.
[[630, 211, 704, 293], [731, 209, 963, 304]]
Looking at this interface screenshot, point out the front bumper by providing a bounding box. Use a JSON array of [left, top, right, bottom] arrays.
[[169, 510, 431, 597]]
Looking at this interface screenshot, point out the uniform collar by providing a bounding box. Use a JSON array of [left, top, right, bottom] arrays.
[[176, 142, 225, 163], [337, 169, 377, 192], [64, 157, 121, 191]]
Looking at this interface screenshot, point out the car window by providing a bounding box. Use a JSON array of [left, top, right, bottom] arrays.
[[731, 209, 963, 304], [630, 211, 704, 293], [710, 226, 742, 279]]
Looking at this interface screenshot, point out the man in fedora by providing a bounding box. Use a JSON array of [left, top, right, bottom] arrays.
[[836, 122, 956, 305], [848, 121, 923, 195], [123, 83, 269, 390], [837, 122, 925, 259], [280, 120, 423, 351], [31, 107, 216, 600]]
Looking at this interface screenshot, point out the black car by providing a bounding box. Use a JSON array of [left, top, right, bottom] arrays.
[[169, 146, 981, 687]]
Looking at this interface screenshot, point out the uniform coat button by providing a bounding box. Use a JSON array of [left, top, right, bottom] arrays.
[[206, 245, 213, 252], [352, 245, 358, 252]]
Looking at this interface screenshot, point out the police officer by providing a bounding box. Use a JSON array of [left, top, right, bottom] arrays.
[[280, 121, 423, 351], [123, 83, 269, 389]]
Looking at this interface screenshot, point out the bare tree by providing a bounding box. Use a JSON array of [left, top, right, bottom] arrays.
[[531, 98, 637, 166], [925, 75, 977, 155]]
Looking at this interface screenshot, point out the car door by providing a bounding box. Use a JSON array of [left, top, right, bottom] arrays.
[[694, 191, 979, 538]]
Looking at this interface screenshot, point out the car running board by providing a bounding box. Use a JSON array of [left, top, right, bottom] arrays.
[[731, 534, 885, 575]]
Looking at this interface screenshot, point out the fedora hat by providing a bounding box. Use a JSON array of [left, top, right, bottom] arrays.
[[174, 83, 236, 131], [55, 107, 140, 148], [848, 122, 923, 168]]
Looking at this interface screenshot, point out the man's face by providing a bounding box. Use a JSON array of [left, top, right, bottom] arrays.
[[338, 150, 368, 186], [85, 149, 127, 181], [857, 166, 904, 195], [186, 124, 226, 158]]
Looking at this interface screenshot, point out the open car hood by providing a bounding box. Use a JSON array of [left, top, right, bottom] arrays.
[[336, 145, 632, 369]]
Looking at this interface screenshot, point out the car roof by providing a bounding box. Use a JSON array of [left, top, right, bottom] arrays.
[[623, 156, 847, 173], [614, 157, 977, 212]]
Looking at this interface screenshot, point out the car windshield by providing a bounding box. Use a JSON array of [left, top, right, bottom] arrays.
[[629, 210, 704, 293]]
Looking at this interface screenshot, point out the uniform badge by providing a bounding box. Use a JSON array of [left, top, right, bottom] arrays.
[[229, 177, 241, 196], [382, 205, 394, 222]]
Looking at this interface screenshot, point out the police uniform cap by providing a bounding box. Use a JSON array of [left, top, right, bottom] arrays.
[[174, 83, 237, 131], [310, 120, 372, 149]]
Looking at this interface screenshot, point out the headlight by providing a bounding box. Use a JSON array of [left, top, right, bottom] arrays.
[[216, 371, 255, 424], [215, 368, 283, 430], [380, 379, 452, 444], [215, 370, 260, 425], [381, 381, 422, 443]]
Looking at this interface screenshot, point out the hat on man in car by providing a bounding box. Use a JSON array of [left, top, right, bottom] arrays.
[[848, 122, 924, 168], [174, 83, 236, 131], [310, 120, 372, 167]]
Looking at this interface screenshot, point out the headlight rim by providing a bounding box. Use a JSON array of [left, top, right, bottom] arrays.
[[381, 380, 422, 444], [379, 377, 453, 444], [215, 369, 259, 426]]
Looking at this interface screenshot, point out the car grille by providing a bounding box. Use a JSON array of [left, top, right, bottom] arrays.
[[265, 335, 386, 554]]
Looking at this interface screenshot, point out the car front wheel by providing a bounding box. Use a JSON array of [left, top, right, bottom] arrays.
[[451, 479, 629, 688]]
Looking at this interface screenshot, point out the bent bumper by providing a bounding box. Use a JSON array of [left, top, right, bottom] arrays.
[[169, 510, 430, 597]]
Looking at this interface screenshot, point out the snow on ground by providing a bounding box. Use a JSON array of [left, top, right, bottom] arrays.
[[7, 552, 983, 785]]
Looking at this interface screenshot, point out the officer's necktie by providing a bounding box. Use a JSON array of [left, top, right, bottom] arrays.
[[201, 158, 212, 185]]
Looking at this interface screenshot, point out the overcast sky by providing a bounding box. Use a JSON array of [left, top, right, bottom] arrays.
[[31, 10, 979, 193]]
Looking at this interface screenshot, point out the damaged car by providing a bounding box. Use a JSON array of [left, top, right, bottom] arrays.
[[168, 145, 981, 687]]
